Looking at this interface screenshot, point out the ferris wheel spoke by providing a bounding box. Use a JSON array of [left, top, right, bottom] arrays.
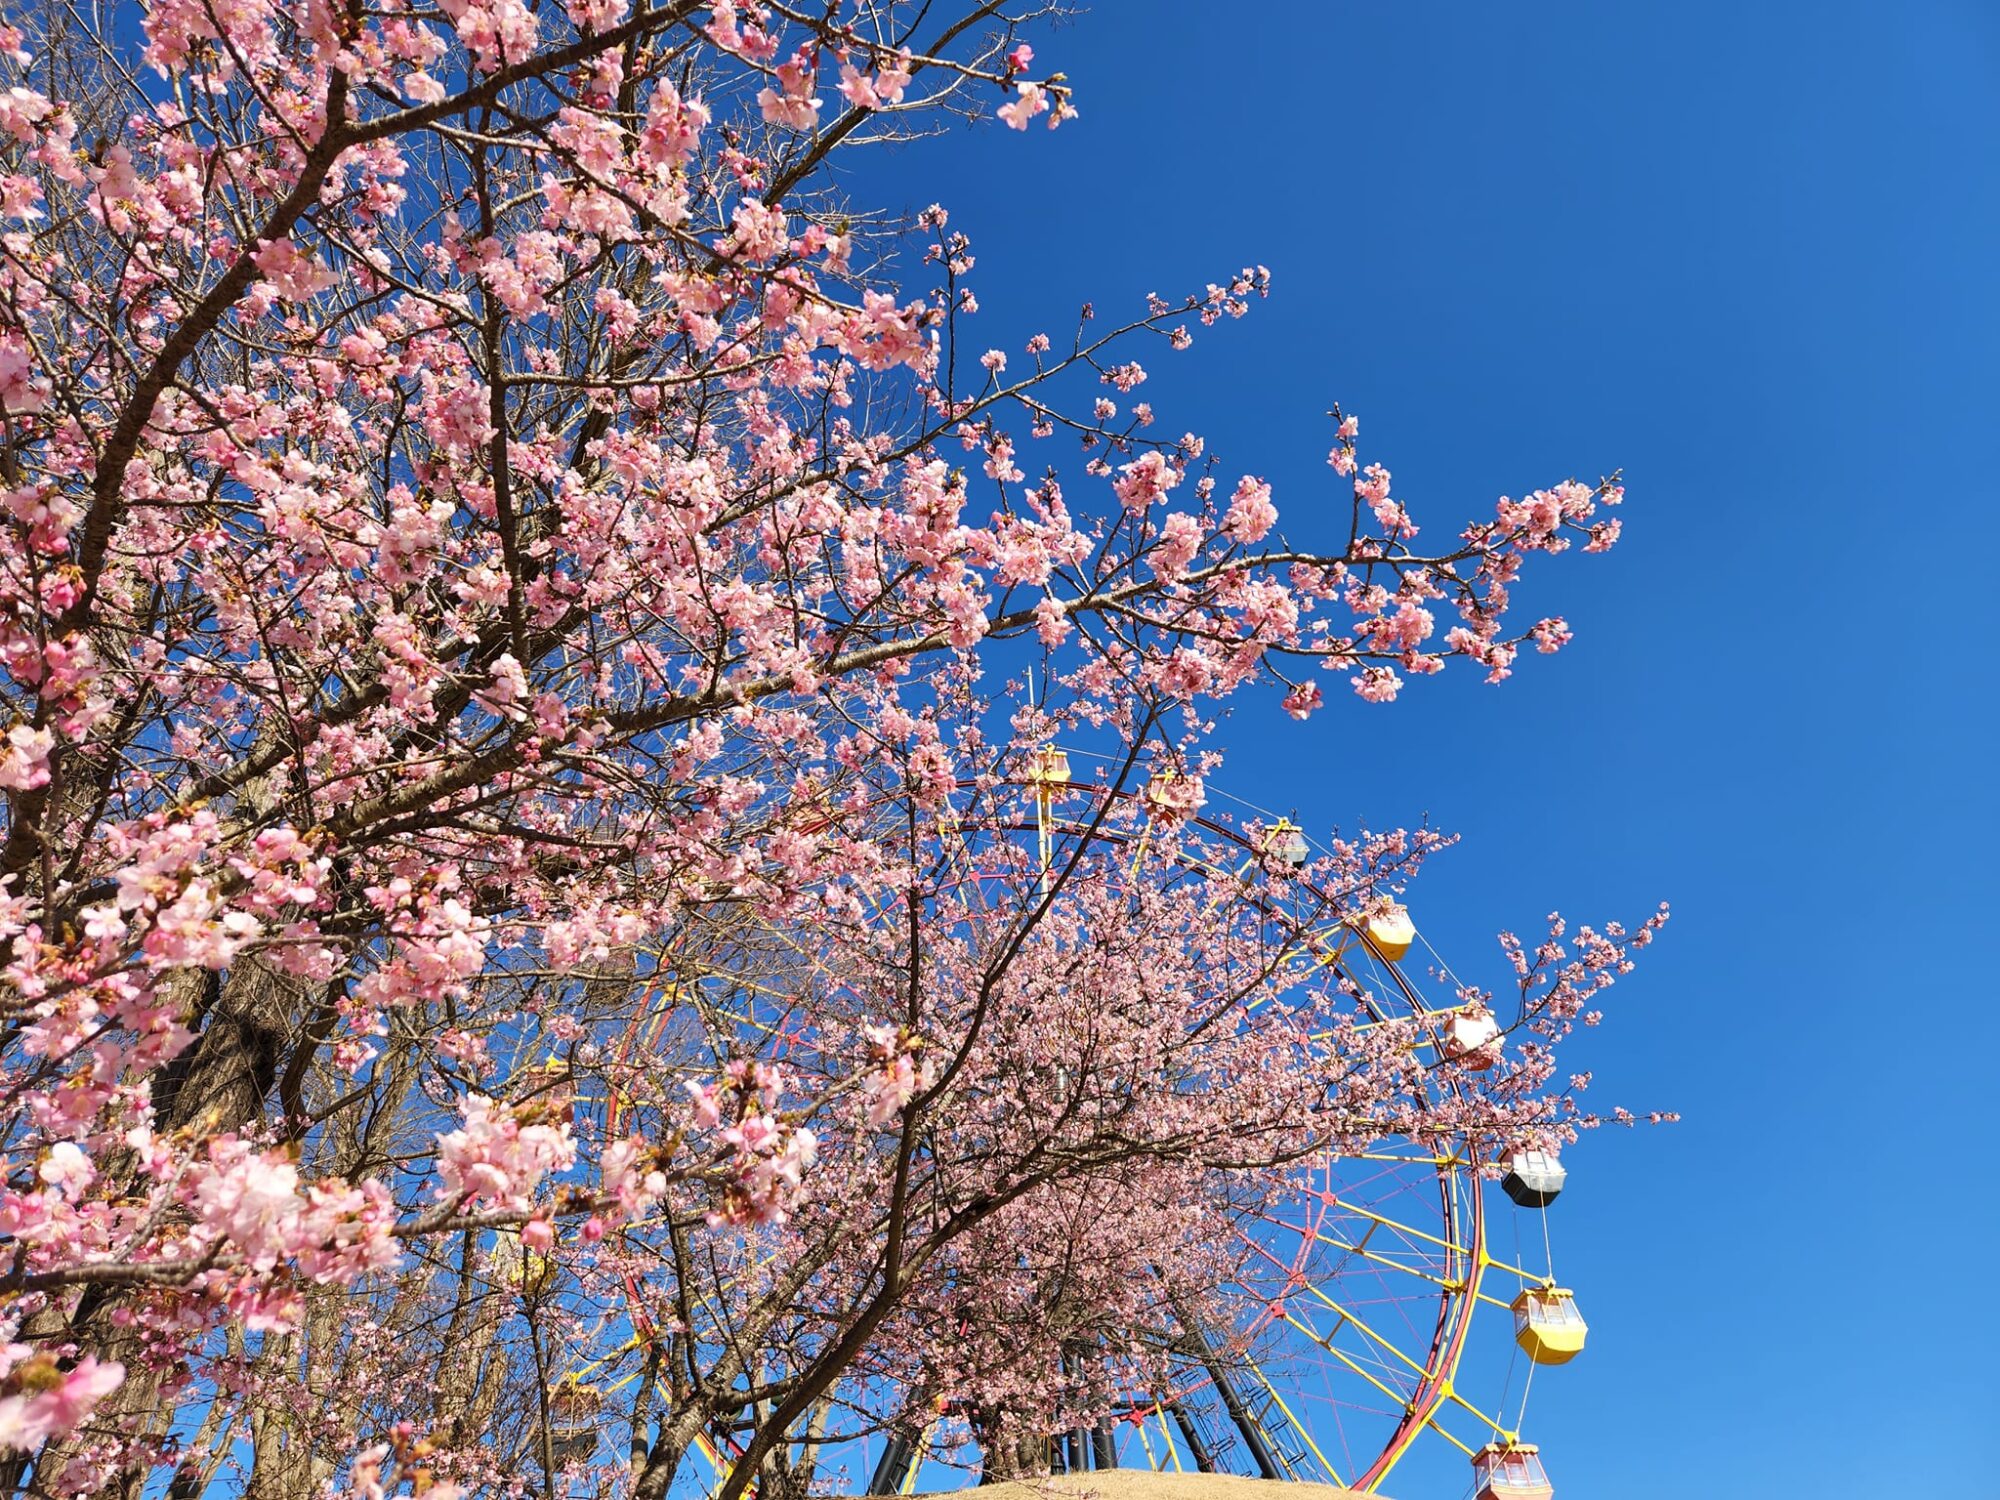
[[1278, 1275, 1454, 1389], [1269, 1311, 1449, 1444], [1436, 1383, 1520, 1450], [1400, 1404, 1479, 1462], [561, 1330, 646, 1384], [1136, 1408, 1176, 1472], [1264, 1320, 1488, 1472], [1311, 1199, 1474, 1261], [1291, 1229, 1471, 1292], [1241, 1357, 1345, 1485], [1473, 1281, 1544, 1313], [1127, 1403, 1164, 1471], [1474, 1248, 1546, 1283]]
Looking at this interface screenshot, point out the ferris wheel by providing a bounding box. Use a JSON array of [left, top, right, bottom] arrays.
[[829, 752, 1592, 1500], [532, 751, 1592, 1500], [1141, 922, 1578, 1500]]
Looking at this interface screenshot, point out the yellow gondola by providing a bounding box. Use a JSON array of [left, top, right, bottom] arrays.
[[1512, 1286, 1587, 1365], [1360, 902, 1415, 962], [1026, 744, 1071, 787]]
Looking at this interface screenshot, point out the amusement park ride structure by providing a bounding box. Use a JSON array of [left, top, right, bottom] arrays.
[[544, 753, 1596, 1500]]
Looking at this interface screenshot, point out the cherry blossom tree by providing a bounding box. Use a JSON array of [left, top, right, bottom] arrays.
[[0, 0, 1658, 1495]]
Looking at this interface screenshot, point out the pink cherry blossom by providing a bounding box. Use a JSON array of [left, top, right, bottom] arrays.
[[0, 7, 1653, 1491], [998, 81, 1049, 130], [0, 1357, 124, 1452], [1112, 450, 1179, 511], [0, 725, 52, 790], [1225, 475, 1278, 543], [1353, 664, 1405, 703], [436, 1094, 576, 1213]]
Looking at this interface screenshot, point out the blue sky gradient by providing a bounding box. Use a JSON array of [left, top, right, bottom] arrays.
[[850, 3, 1998, 1495]]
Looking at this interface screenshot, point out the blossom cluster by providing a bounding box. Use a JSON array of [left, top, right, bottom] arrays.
[[0, 0, 1650, 1489]]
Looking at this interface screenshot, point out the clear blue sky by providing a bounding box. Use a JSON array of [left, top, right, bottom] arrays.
[[854, 3, 2000, 1496]]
